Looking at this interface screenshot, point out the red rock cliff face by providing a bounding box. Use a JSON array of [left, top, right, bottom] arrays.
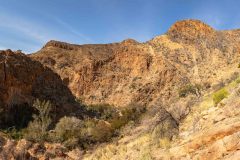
[[31, 20, 240, 107], [31, 40, 185, 107], [0, 50, 81, 127]]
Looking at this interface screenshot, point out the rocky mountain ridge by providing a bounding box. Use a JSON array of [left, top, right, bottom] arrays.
[[31, 19, 240, 108]]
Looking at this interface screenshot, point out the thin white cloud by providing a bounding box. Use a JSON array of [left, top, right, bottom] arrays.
[[0, 9, 95, 53], [52, 17, 94, 43], [0, 12, 50, 43], [0, 9, 94, 44]]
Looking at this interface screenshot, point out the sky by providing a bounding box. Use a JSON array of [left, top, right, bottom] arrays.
[[0, 0, 239, 53]]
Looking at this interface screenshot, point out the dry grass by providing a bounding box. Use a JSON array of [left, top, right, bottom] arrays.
[[83, 74, 240, 160]]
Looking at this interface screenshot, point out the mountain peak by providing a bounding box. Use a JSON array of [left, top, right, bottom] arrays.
[[44, 40, 77, 50], [167, 19, 215, 43], [121, 38, 139, 45]]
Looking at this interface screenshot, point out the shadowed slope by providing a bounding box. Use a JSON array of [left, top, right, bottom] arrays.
[[0, 50, 83, 128]]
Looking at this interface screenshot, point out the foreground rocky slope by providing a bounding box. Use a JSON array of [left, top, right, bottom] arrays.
[[166, 84, 240, 159], [84, 78, 240, 160], [1, 75, 239, 160]]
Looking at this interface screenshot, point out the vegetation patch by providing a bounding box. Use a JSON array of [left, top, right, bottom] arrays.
[[212, 88, 229, 106], [235, 78, 240, 84], [1, 127, 24, 140], [24, 99, 52, 143], [21, 99, 146, 149], [178, 84, 201, 97]]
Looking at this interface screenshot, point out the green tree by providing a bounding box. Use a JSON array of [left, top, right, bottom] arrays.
[[24, 99, 52, 142]]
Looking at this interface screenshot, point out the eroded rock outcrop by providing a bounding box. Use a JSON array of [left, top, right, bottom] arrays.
[[167, 19, 216, 44], [0, 136, 83, 160], [0, 50, 82, 128]]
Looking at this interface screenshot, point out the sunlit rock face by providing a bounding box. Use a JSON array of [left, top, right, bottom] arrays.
[[31, 19, 240, 108], [167, 19, 215, 43]]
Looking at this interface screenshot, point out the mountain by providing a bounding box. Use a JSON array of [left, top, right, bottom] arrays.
[[0, 19, 240, 159], [27, 20, 240, 159], [31, 20, 240, 108]]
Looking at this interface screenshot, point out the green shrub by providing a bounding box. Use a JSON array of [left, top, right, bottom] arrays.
[[53, 103, 146, 149], [54, 116, 84, 149], [24, 99, 52, 142], [2, 127, 24, 140], [63, 138, 79, 149], [22, 102, 147, 149], [55, 116, 83, 142], [86, 104, 118, 120], [151, 118, 177, 140], [236, 78, 240, 84], [178, 84, 201, 97], [110, 104, 146, 130], [90, 120, 113, 142], [54, 117, 114, 149], [85, 103, 145, 128], [213, 88, 229, 105]]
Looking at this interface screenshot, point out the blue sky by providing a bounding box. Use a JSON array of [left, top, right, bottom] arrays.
[[0, 0, 239, 53]]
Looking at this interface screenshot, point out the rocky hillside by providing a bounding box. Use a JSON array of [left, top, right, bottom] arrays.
[[84, 76, 240, 160], [0, 50, 82, 128], [0, 19, 240, 159], [1, 78, 239, 159], [31, 20, 240, 108]]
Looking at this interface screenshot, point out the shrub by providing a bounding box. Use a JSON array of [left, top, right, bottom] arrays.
[[54, 117, 114, 149], [53, 103, 146, 149], [86, 104, 118, 120], [90, 120, 113, 142], [121, 104, 146, 121], [50, 103, 146, 149], [86, 103, 145, 127], [213, 88, 229, 105], [63, 138, 79, 149], [55, 116, 83, 142], [3, 127, 24, 140], [110, 104, 146, 130], [178, 84, 201, 97], [151, 119, 177, 140], [54, 116, 85, 149], [24, 99, 52, 142], [235, 78, 240, 84]]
